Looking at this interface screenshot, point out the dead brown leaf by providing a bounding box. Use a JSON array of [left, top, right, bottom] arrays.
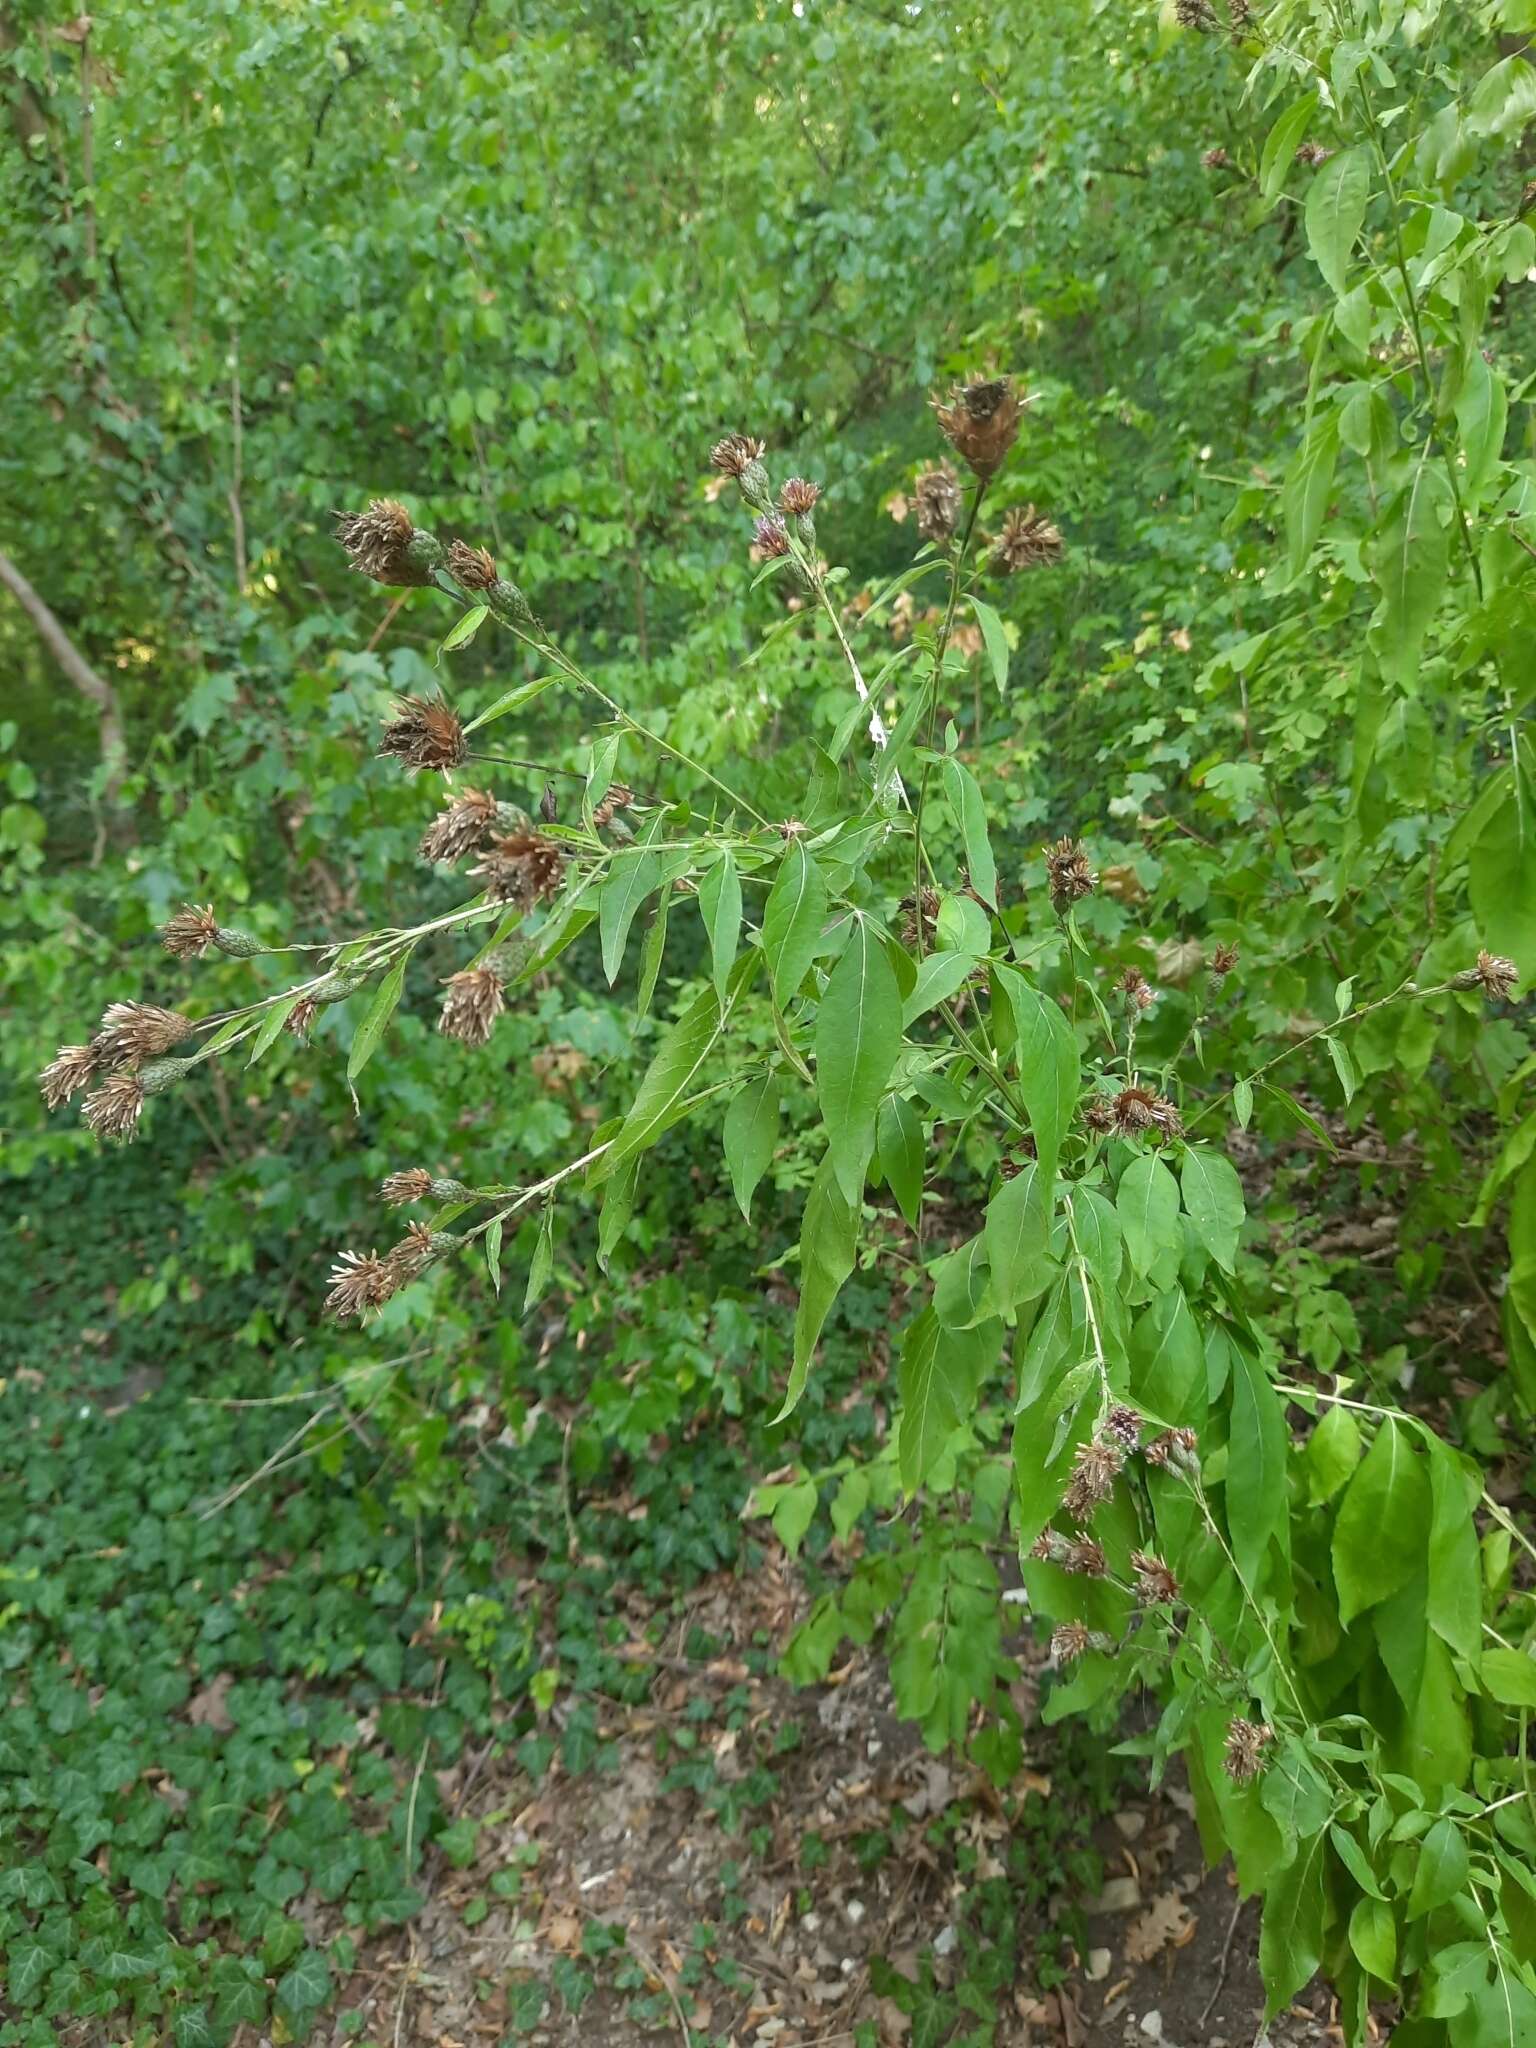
[[1123, 1890, 1195, 1965]]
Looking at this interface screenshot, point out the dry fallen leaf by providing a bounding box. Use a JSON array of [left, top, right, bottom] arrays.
[[186, 1672, 234, 1731], [1123, 1890, 1195, 1965]]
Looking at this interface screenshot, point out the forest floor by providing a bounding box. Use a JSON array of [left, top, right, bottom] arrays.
[[305, 1563, 1338, 2048]]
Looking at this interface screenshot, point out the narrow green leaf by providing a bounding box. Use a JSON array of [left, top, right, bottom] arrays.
[[635, 883, 671, 1020], [524, 1202, 555, 1312], [1233, 1078, 1254, 1129], [1117, 1153, 1181, 1280], [815, 917, 902, 1202], [761, 841, 828, 1007], [1371, 454, 1450, 687], [1180, 1145, 1246, 1271], [902, 949, 979, 1028], [1332, 1420, 1429, 1626], [1425, 1435, 1482, 1660], [1455, 346, 1508, 502], [1260, 93, 1319, 203], [941, 755, 998, 906], [246, 992, 302, 1067], [1228, 1343, 1287, 1583], [1406, 1817, 1468, 1918], [698, 850, 741, 999], [438, 604, 488, 656], [1282, 410, 1340, 579], [1305, 146, 1371, 296], [597, 952, 757, 1180], [462, 673, 556, 734], [968, 594, 1010, 696], [876, 1093, 925, 1228], [1258, 1828, 1327, 2018], [484, 1216, 503, 1295], [722, 1072, 780, 1221], [898, 1306, 1003, 1493], [346, 954, 406, 1082], [1480, 1646, 1536, 1708], [778, 1151, 859, 1421], [1348, 1896, 1397, 1983], [997, 968, 1079, 1193], [984, 1162, 1056, 1312]]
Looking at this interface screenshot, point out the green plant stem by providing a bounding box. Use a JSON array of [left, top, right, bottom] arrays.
[[911, 488, 987, 939]]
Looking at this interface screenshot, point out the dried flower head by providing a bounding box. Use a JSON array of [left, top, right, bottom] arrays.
[[475, 829, 565, 909], [1029, 1529, 1072, 1565], [325, 1249, 397, 1320], [1294, 140, 1333, 167], [95, 1001, 196, 1067], [1452, 951, 1519, 1003], [445, 539, 498, 593], [1083, 1096, 1117, 1135], [439, 966, 506, 1048], [1228, 0, 1254, 26], [933, 376, 1024, 480], [1131, 1551, 1181, 1605], [1210, 941, 1240, 980], [1109, 1085, 1182, 1142], [711, 433, 765, 479], [753, 515, 792, 559], [286, 996, 320, 1040], [1062, 1438, 1124, 1523], [82, 1070, 147, 1141], [382, 1168, 435, 1207], [1062, 1537, 1108, 1578], [1043, 836, 1097, 916], [379, 693, 467, 774], [334, 499, 443, 586], [1117, 966, 1155, 1013], [387, 1221, 460, 1280], [39, 1043, 102, 1110], [419, 787, 503, 865], [1175, 0, 1217, 26], [775, 818, 808, 839], [1102, 1405, 1143, 1454], [160, 904, 222, 959], [901, 886, 941, 950], [1144, 1425, 1201, 1473], [1223, 1716, 1275, 1783], [1202, 145, 1232, 171], [592, 784, 635, 831], [779, 477, 821, 516], [914, 464, 963, 543], [1051, 1621, 1094, 1665], [993, 504, 1063, 573]]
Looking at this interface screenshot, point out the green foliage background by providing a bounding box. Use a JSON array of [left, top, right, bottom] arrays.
[[5, 0, 1536, 2042]]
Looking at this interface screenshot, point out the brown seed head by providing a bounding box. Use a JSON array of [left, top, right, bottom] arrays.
[[711, 433, 765, 479], [780, 477, 821, 516], [95, 1001, 196, 1067], [592, 784, 635, 831], [1110, 1085, 1182, 1143], [1456, 950, 1520, 1003], [1295, 140, 1333, 167], [753, 515, 792, 559], [1062, 1537, 1108, 1578], [439, 966, 506, 1048], [1029, 1529, 1072, 1565], [286, 996, 320, 1040], [446, 539, 498, 593], [39, 1043, 102, 1110], [335, 499, 442, 586], [379, 693, 467, 775], [1082, 1097, 1117, 1135], [1202, 146, 1232, 171], [1175, 0, 1217, 26], [1102, 1405, 1143, 1454], [900, 886, 941, 950], [1050, 1620, 1094, 1665], [419, 787, 503, 865], [1043, 835, 1097, 915], [381, 1168, 435, 1207], [914, 464, 963, 542], [1117, 966, 1155, 1012], [82, 1070, 148, 1141], [993, 503, 1063, 573], [1131, 1551, 1181, 1605], [475, 829, 565, 909], [1144, 1425, 1201, 1474], [1210, 942, 1240, 979], [775, 818, 807, 840], [1062, 1439, 1123, 1523], [325, 1249, 397, 1320], [160, 904, 222, 959], [386, 1220, 460, 1279], [1223, 1716, 1275, 1783], [932, 376, 1024, 480]]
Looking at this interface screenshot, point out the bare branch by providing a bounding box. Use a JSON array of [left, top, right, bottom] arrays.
[[0, 546, 128, 803]]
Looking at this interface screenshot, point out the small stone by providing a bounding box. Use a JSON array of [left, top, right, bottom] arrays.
[[844, 1898, 866, 1926], [934, 1925, 957, 1956], [1140, 2014, 1164, 2043], [1093, 1876, 1142, 1914], [1085, 1947, 1112, 1982], [1113, 1809, 1147, 1839]]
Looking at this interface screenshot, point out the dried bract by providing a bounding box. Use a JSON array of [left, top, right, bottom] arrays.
[[445, 539, 497, 592], [914, 464, 963, 542], [1044, 835, 1097, 915], [334, 499, 443, 586], [993, 504, 1063, 573], [379, 693, 467, 774], [381, 1168, 435, 1207], [82, 1070, 147, 1141], [1131, 1551, 1181, 1605], [419, 787, 503, 865], [1202, 146, 1232, 171], [933, 376, 1024, 480], [1102, 1405, 1143, 1454], [1452, 951, 1519, 1003], [1051, 1620, 1093, 1665], [1223, 1717, 1274, 1783], [1062, 1438, 1123, 1522], [325, 1250, 397, 1320], [1062, 1537, 1108, 1578], [779, 477, 821, 516], [96, 1001, 195, 1066], [439, 966, 506, 1047], [160, 904, 221, 959], [39, 1043, 101, 1109], [753, 515, 792, 559], [475, 829, 565, 908], [1109, 1085, 1182, 1142]]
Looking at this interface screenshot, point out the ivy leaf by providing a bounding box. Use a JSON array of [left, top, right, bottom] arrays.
[[1332, 1419, 1429, 1626], [761, 840, 828, 1007], [815, 916, 902, 1202], [1180, 1146, 1245, 1272], [998, 968, 1079, 1193], [722, 1072, 780, 1221], [1117, 1153, 1181, 1279], [778, 1151, 859, 1421], [941, 755, 998, 906], [277, 1949, 333, 2015], [1305, 145, 1371, 296]]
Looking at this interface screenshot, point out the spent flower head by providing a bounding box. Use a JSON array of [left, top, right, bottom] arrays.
[[914, 464, 963, 542], [1131, 1551, 1181, 1605], [379, 693, 467, 775], [439, 966, 506, 1047], [335, 499, 444, 586], [445, 539, 497, 592], [1453, 951, 1519, 1003], [1223, 1716, 1275, 1783], [474, 829, 565, 908], [992, 504, 1063, 573], [1062, 1438, 1123, 1523], [95, 1001, 196, 1067], [419, 787, 504, 865], [325, 1250, 397, 1320], [932, 375, 1024, 479], [39, 1043, 102, 1110], [779, 477, 821, 516], [160, 904, 221, 959], [752, 515, 792, 559], [1043, 835, 1096, 916]]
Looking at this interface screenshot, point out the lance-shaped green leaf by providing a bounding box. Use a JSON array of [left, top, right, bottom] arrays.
[[1117, 1152, 1180, 1280], [346, 953, 407, 1083], [1281, 409, 1339, 579], [969, 594, 1010, 695], [1332, 1418, 1428, 1625], [898, 1305, 1003, 1493], [815, 916, 902, 1202], [761, 840, 828, 1007], [984, 1161, 1056, 1312], [941, 755, 998, 907], [777, 1151, 859, 1422], [1259, 1829, 1327, 2018], [698, 850, 741, 998], [876, 1092, 924, 1228], [1305, 145, 1370, 296], [598, 819, 689, 984], [1180, 1145, 1245, 1272], [1259, 92, 1318, 203], [997, 968, 1079, 1193], [1228, 1342, 1287, 1584], [722, 1071, 780, 1221], [593, 951, 757, 1181], [902, 949, 980, 1028], [1371, 455, 1450, 688]]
